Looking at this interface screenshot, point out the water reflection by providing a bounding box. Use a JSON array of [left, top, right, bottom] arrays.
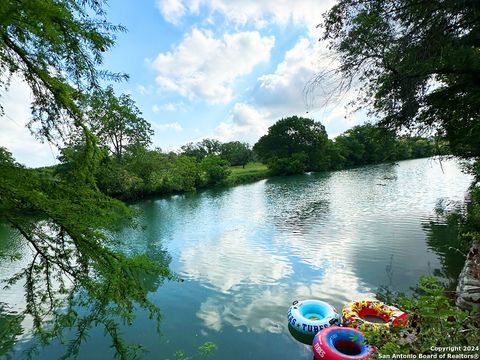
[[196, 269, 374, 335], [2, 158, 474, 360], [423, 218, 467, 282], [181, 228, 293, 293]]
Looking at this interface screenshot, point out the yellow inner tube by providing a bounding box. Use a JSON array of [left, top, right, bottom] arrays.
[[342, 300, 407, 331]]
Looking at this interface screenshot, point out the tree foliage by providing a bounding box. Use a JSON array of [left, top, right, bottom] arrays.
[[0, 0, 127, 142], [334, 124, 397, 167], [87, 86, 153, 159], [219, 141, 253, 168], [180, 139, 222, 161], [200, 155, 231, 186], [318, 0, 480, 158], [253, 116, 329, 174], [253, 117, 440, 174]]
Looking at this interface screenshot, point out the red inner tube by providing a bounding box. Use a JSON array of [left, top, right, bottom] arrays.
[[334, 340, 362, 356], [357, 308, 390, 322], [312, 326, 376, 360]]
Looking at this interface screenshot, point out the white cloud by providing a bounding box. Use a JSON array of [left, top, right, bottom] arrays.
[[237, 36, 366, 135], [153, 102, 184, 113], [211, 38, 333, 143], [152, 28, 275, 103], [137, 84, 154, 95], [202, 255, 411, 334], [214, 102, 269, 143], [256, 38, 320, 115], [196, 268, 374, 334], [157, 0, 335, 32], [155, 0, 187, 25], [154, 121, 183, 132], [0, 77, 58, 167]]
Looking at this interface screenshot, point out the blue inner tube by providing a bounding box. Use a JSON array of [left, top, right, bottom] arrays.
[[287, 299, 341, 335]]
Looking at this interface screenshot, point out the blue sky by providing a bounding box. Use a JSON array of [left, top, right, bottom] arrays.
[[0, 0, 367, 167]]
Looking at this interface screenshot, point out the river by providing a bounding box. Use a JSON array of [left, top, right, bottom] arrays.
[[1, 158, 474, 359]]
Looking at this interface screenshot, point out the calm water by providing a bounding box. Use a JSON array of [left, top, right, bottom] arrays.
[[1, 158, 474, 359]]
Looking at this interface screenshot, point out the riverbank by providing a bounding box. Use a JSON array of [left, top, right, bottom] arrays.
[[456, 177, 480, 311], [224, 163, 270, 186]]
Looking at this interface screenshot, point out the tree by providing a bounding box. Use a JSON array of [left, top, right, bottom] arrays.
[[253, 116, 329, 174], [220, 141, 253, 168], [199, 138, 222, 156], [318, 0, 480, 158], [180, 138, 222, 161], [0, 0, 127, 144], [88, 86, 153, 160], [0, 147, 17, 166], [0, 1, 171, 358], [333, 124, 397, 167], [200, 155, 231, 186], [180, 142, 208, 161]]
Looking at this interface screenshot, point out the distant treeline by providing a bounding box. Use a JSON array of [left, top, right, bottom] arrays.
[[253, 116, 448, 176], [53, 112, 447, 200], [57, 139, 253, 200]]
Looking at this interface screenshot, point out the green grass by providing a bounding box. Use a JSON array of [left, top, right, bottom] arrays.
[[226, 162, 270, 185]]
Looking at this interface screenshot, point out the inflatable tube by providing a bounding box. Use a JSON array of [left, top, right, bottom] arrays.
[[288, 323, 315, 345], [342, 300, 407, 330], [312, 326, 375, 360], [287, 299, 341, 335]]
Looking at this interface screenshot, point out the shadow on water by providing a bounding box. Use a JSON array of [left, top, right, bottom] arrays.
[[379, 213, 467, 296], [423, 218, 467, 283], [377, 219, 466, 295]]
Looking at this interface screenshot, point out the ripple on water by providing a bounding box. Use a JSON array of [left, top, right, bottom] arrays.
[[6, 158, 470, 359]]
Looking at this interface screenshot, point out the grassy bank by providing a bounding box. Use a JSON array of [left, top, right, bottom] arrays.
[[225, 162, 270, 186]]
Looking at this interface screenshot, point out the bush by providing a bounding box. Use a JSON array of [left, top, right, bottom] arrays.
[[364, 277, 480, 356], [200, 155, 231, 186], [268, 153, 308, 175]]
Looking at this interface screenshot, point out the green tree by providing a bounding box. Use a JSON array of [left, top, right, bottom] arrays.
[[319, 0, 480, 158], [88, 86, 153, 160], [180, 139, 222, 161], [411, 138, 434, 159], [180, 142, 208, 161], [0, 1, 171, 358], [253, 116, 329, 174], [199, 139, 222, 156], [395, 137, 413, 160], [0, 147, 17, 166], [333, 124, 397, 167], [220, 141, 253, 168], [200, 155, 231, 186], [0, 0, 127, 143]]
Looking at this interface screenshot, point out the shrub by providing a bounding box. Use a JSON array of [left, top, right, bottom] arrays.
[[364, 277, 480, 356]]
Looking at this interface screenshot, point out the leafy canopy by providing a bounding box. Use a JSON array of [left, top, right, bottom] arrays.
[[180, 139, 222, 161], [253, 116, 329, 174], [0, 0, 127, 142], [219, 141, 253, 168], [87, 86, 153, 159], [319, 0, 480, 157]]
